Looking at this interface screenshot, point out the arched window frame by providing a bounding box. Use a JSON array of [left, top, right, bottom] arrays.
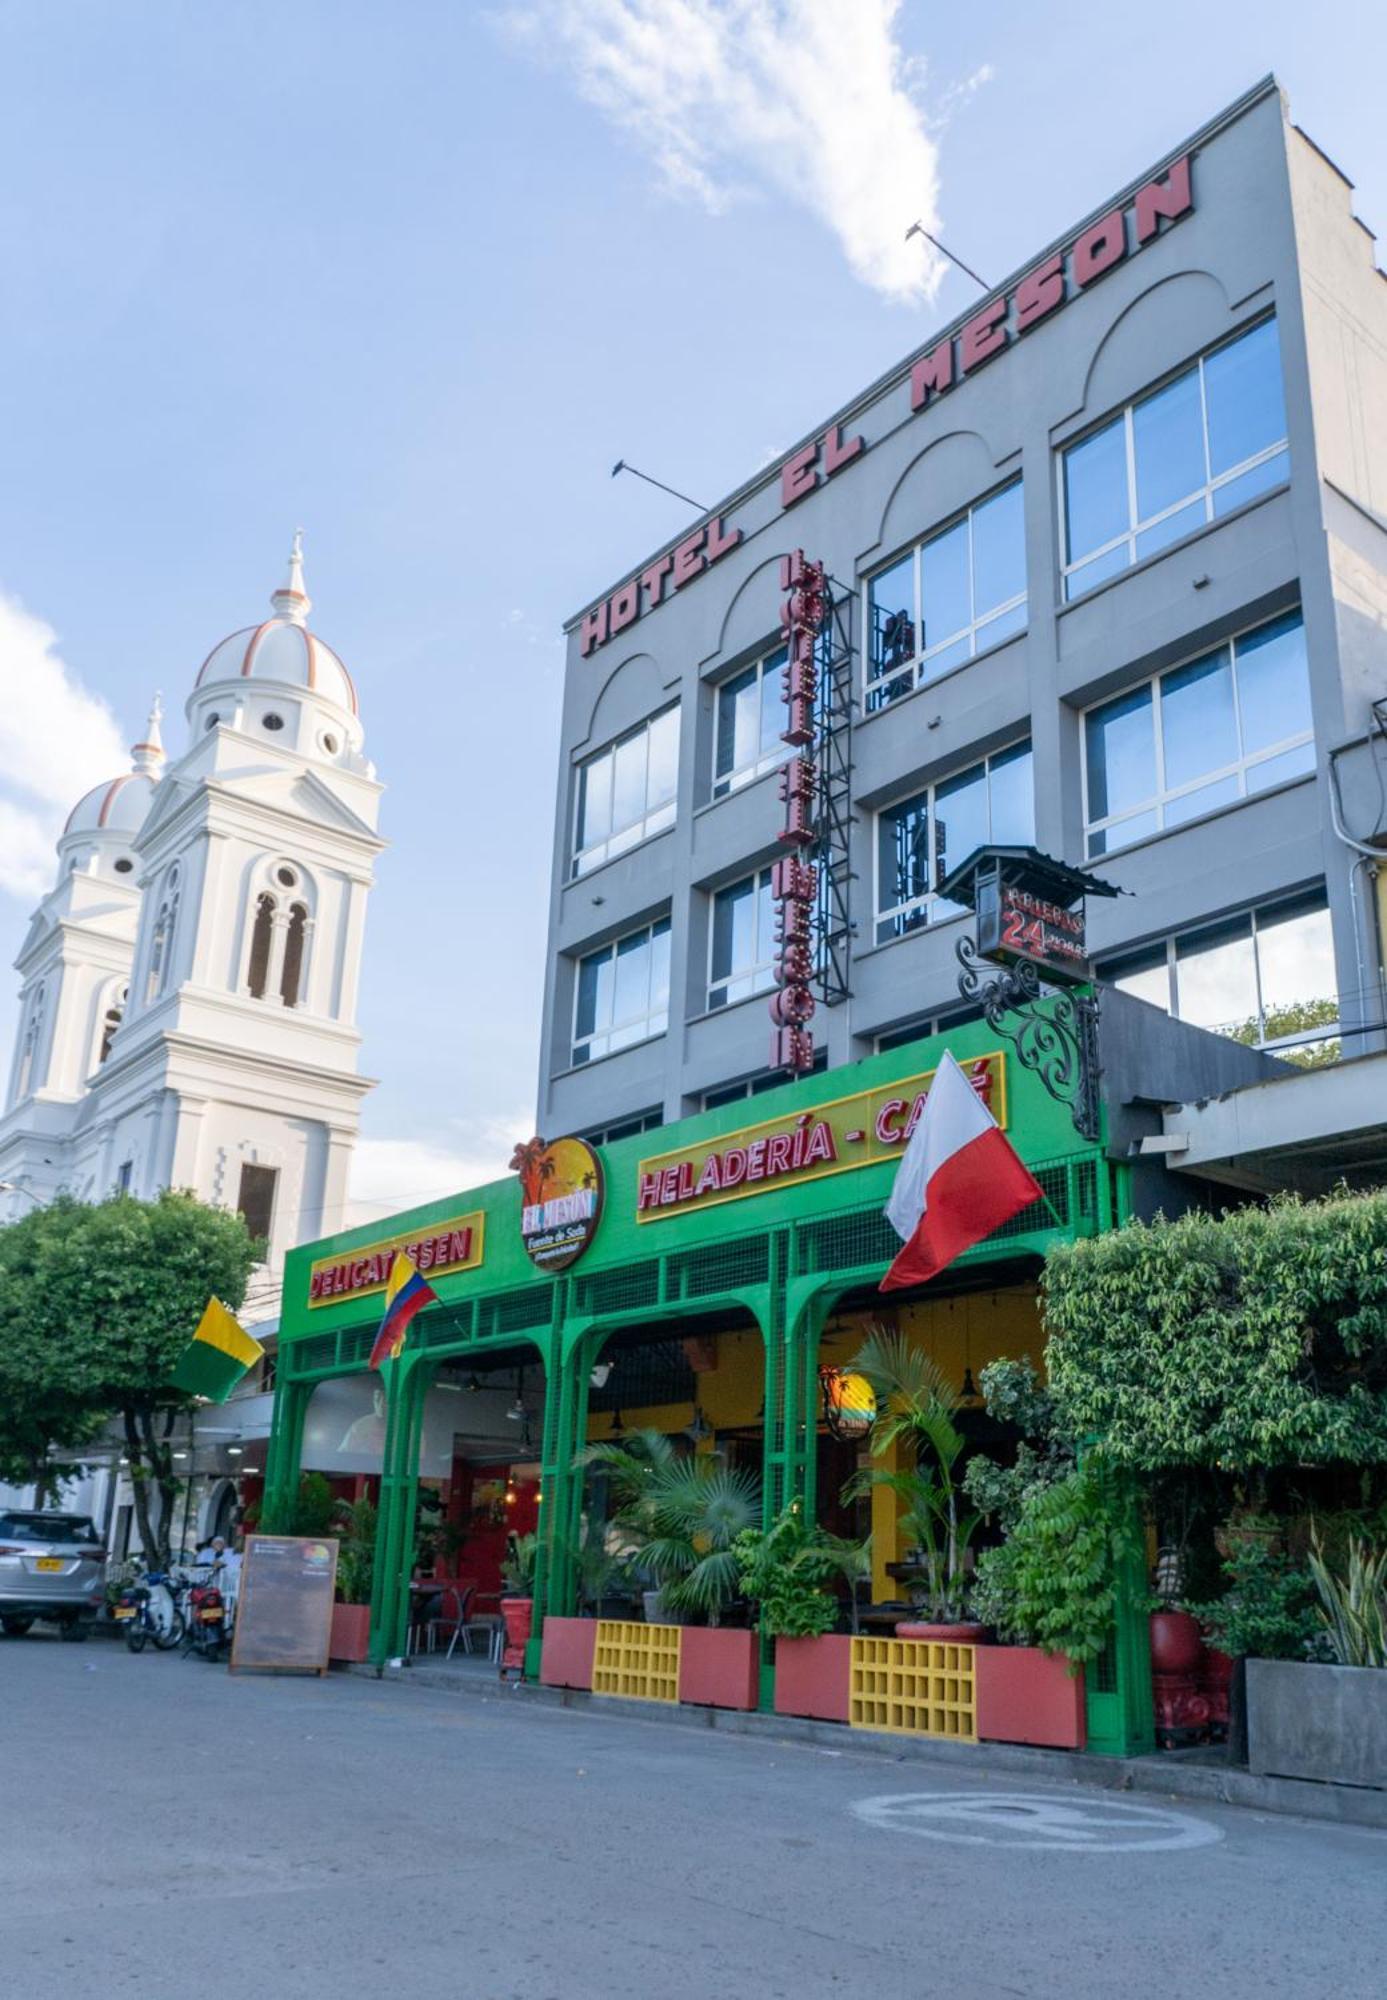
[[143, 865, 181, 1006], [242, 858, 317, 1007], [93, 978, 129, 1072], [14, 982, 47, 1101]]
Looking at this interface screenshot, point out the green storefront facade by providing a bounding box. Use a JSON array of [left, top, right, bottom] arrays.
[[263, 1012, 1154, 1753]]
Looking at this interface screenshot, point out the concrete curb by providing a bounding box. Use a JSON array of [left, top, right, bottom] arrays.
[[343, 1660, 1387, 1833]]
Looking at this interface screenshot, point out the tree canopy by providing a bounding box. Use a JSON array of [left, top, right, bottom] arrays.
[[0, 1190, 257, 1554], [1042, 1190, 1387, 1471]]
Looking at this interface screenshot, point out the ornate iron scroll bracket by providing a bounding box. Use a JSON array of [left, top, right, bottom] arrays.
[[956, 935, 1101, 1140]]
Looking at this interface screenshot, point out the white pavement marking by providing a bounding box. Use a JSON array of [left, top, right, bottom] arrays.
[[850, 1788, 1224, 1853]]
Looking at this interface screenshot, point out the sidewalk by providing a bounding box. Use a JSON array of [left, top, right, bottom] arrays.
[[345, 1653, 1387, 1834]]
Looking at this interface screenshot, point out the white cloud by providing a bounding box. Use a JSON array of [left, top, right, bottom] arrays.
[[501, 1, 955, 301], [0, 592, 128, 902], [344, 1115, 533, 1229]]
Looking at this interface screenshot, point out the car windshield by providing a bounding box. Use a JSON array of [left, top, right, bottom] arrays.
[[0, 1513, 101, 1547]]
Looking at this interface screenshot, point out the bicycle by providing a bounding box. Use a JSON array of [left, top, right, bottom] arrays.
[[113, 1566, 187, 1653]]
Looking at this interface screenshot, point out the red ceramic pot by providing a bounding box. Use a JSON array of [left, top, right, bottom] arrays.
[[896, 1621, 988, 1644], [500, 1595, 534, 1674], [1149, 1608, 1204, 1675]]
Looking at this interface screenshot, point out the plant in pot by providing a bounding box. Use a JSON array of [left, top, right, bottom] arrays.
[[736, 1504, 868, 1723], [578, 1430, 759, 1627], [329, 1497, 377, 1663], [845, 1329, 982, 1639], [498, 1529, 538, 1675]]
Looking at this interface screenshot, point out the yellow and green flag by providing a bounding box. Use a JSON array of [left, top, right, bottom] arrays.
[[171, 1299, 264, 1404]]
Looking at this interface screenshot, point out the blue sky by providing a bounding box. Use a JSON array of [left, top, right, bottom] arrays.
[[1, 2, 1383, 1221]]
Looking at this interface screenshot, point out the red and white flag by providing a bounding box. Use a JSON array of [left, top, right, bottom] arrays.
[[880, 1050, 1044, 1293]]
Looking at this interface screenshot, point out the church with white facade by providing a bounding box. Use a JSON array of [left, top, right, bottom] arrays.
[[0, 539, 382, 1324]]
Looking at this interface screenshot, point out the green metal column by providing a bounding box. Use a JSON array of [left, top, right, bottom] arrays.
[[369, 1357, 428, 1668], [1083, 1462, 1155, 1757], [261, 1377, 309, 1532]]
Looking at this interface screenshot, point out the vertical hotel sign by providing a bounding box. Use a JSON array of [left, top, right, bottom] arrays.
[[769, 550, 826, 1075]]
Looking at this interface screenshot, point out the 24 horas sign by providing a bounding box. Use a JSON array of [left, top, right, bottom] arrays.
[[636, 1054, 1006, 1221]]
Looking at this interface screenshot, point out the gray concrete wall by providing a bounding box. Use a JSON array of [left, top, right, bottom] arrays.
[[537, 78, 1387, 1137]]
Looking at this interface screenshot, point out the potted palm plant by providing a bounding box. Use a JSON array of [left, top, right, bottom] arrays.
[[330, 1497, 376, 1664], [846, 1328, 984, 1640]]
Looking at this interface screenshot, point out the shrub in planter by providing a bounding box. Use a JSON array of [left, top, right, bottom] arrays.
[[580, 1431, 760, 1627]]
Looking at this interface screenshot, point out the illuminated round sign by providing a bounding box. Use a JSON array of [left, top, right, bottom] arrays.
[[511, 1135, 604, 1274], [821, 1367, 876, 1441]]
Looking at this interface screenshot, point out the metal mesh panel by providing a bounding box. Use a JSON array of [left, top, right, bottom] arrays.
[[340, 1327, 374, 1366], [1090, 1630, 1118, 1695], [984, 1163, 1072, 1243], [794, 1158, 1083, 1278], [574, 1260, 661, 1318], [417, 1309, 471, 1350], [589, 1341, 695, 1412], [667, 1235, 770, 1299], [294, 1333, 337, 1375], [488, 1288, 555, 1337]]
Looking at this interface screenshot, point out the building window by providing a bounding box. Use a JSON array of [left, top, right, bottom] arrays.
[[580, 1108, 664, 1146], [1099, 890, 1339, 1064], [280, 903, 308, 1007], [874, 1005, 984, 1053], [573, 917, 671, 1065], [144, 870, 180, 1005], [1082, 609, 1313, 858], [866, 481, 1026, 712], [98, 984, 128, 1067], [702, 1048, 827, 1109], [237, 1162, 279, 1250], [116, 1161, 134, 1194], [15, 984, 46, 1098], [713, 648, 789, 797], [709, 869, 776, 1011], [573, 706, 679, 877], [875, 741, 1034, 945], [1062, 316, 1288, 601], [247, 894, 275, 999]]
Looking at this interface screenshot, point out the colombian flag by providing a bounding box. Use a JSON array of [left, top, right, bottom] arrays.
[[171, 1299, 265, 1404], [369, 1252, 438, 1371]]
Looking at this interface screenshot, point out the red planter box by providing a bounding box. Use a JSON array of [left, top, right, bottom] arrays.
[[329, 1603, 372, 1664], [774, 1634, 852, 1723], [678, 1627, 759, 1711], [540, 1615, 598, 1691], [975, 1644, 1086, 1750]]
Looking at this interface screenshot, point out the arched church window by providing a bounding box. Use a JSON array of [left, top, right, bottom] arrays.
[[247, 894, 276, 1000], [16, 985, 46, 1098], [280, 902, 308, 1008], [98, 984, 128, 1066], [144, 869, 180, 1006]]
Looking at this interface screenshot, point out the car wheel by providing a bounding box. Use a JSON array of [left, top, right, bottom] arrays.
[[1, 1615, 34, 1637], [58, 1618, 89, 1642]]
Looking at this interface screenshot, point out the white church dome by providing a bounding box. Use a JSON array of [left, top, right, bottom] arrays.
[[194, 533, 357, 717], [63, 766, 160, 838]]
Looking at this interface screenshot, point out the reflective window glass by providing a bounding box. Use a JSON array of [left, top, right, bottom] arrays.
[[875, 743, 1033, 943], [1234, 613, 1313, 755], [1133, 367, 1206, 521], [972, 481, 1027, 618], [1160, 652, 1237, 792], [574, 708, 680, 873], [713, 649, 789, 796], [1255, 898, 1336, 1017], [573, 919, 671, 1063], [987, 742, 1036, 847], [921, 519, 971, 650], [710, 871, 775, 1008], [1085, 686, 1155, 823], [1064, 417, 1128, 562], [1175, 919, 1258, 1033], [1204, 317, 1287, 479], [867, 482, 1024, 705]]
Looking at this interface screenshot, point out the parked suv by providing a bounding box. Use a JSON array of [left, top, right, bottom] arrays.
[[0, 1511, 106, 1638]]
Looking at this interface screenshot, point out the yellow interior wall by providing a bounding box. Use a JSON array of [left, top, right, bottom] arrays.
[[583, 1327, 764, 1443]]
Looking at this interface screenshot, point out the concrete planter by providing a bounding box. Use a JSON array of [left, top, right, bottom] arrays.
[[975, 1645, 1086, 1750], [329, 1603, 372, 1664], [1246, 1659, 1387, 1789], [677, 1627, 759, 1711], [774, 1634, 852, 1723], [540, 1615, 598, 1691]]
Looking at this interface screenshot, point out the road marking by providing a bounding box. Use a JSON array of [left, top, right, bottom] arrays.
[[851, 1788, 1224, 1852]]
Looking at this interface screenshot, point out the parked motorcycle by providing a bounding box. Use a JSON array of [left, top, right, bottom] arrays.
[[181, 1571, 231, 1662], [113, 1570, 186, 1653]]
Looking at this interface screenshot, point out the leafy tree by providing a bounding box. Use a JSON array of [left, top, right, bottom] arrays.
[[0, 1200, 107, 1498], [1042, 1192, 1387, 1472], [0, 1191, 256, 1562]]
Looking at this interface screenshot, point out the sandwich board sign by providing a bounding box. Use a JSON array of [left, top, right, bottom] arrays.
[[229, 1534, 339, 1676]]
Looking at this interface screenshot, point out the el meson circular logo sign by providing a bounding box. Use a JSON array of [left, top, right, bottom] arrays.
[[511, 1135, 605, 1273]]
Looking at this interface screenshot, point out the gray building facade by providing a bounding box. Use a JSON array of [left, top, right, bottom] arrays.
[[538, 77, 1387, 1142]]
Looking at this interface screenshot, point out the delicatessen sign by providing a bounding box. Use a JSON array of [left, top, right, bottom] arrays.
[[309, 1212, 484, 1307], [636, 1054, 1006, 1220]]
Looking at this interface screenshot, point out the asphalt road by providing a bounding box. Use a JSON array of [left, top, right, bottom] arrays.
[[3, 1633, 1384, 2000]]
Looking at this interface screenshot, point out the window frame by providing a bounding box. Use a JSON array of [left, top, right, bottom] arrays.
[[863, 479, 1028, 712], [571, 705, 680, 878], [707, 866, 777, 1012], [1079, 609, 1315, 859], [873, 739, 1034, 946], [1059, 315, 1290, 602], [711, 646, 791, 800], [1098, 890, 1339, 1058], [571, 916, 672, 1067]]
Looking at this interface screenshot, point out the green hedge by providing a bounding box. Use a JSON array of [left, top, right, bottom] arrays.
[[1043, 1191, 1387, 1471]]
